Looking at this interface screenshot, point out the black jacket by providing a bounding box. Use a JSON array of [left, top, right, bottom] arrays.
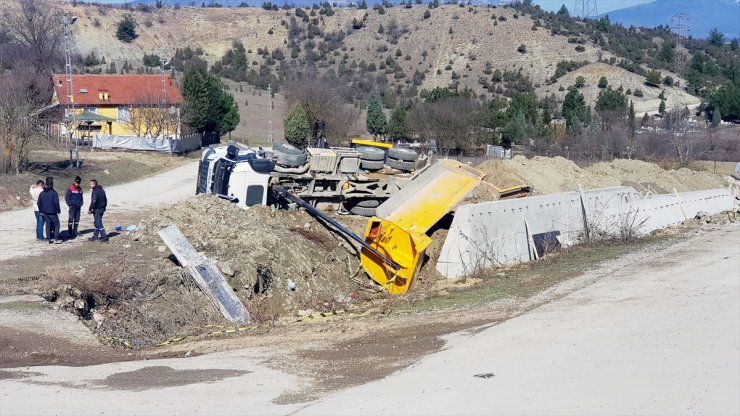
[[64, 185, 84, 208], [89, 185, 107, 212], [37, 188, 61, 215]]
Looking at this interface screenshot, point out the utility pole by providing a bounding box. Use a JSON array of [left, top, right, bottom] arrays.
[[267, 84, 273, 144], [573, 0, 598, 19], [62, 14, 78, 168], [671, 13, 689, 72]]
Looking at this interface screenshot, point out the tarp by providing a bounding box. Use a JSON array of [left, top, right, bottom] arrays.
[[92, 134, 201, 154]]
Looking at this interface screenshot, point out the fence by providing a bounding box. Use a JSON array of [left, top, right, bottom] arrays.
[[91, 132, 220, 154]]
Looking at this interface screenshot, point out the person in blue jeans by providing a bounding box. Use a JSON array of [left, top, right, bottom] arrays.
[[29, 180, 45, 240], [37, 177, 62, 244], [87, 179, 108, 242]]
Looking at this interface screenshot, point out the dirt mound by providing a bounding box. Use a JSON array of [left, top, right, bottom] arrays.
[[45, 195, 364, 347], [131, 195, 361, 321], [477, 155, 618, 196], [584, 159, 728, 194], [476, 156, 728, 197]]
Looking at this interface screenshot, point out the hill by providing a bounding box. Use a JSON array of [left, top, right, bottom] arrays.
[[599, 0, 740, 40], [49, 1, 695, 117]]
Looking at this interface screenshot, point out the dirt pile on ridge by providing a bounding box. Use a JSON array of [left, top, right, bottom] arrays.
[[476, 156, 728, 197], [584, 159, 727, 194], [130, 195, 362, 323]]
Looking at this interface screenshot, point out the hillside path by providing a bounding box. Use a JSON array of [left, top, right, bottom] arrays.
[[0, 161, 198, 262]]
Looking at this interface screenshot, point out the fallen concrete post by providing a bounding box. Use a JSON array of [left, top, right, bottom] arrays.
[[158, 224, 251, 325]]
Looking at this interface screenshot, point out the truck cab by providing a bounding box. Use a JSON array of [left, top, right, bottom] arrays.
[[197, 144, 273, 208]]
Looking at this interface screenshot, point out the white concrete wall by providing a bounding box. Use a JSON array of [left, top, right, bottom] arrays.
[[437, 187, 735, 279]]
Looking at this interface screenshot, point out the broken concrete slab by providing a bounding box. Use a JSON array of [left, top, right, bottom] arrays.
[[158, 224, 251, 325]]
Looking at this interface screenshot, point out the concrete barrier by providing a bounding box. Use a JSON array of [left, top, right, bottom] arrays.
[[437, 187, 735, 279]]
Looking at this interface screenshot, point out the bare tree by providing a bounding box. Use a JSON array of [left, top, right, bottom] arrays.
[[1, 0, 64, 73], [407, 97, 483, 151], [0, 69, 54, 174], [284, 78, 358, 145], [125, 88, 178, 138]]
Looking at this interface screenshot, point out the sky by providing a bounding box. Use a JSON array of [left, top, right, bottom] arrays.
[[533, 0, 653, 14]]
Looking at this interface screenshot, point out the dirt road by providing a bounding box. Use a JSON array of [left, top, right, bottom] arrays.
[[0, 224, 737, 415], [0, 161, 197, 262]]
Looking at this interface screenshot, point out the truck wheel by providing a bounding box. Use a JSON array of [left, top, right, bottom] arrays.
[[275, 152, 307, 167], [360, 159, 384, 171], [387, 147, 418, 162], [387, 157, 416, 172], [350, 205, 377, 216], [354, 199, 381, 208], [273, 142, 304, 155], [356, 146, 386, 161]]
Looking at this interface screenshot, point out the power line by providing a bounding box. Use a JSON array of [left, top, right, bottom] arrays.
[[573, 0, 598, 19]]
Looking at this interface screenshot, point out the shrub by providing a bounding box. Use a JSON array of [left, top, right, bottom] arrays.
[[116, 14, 138, 43], [517, 44, 526, 54]]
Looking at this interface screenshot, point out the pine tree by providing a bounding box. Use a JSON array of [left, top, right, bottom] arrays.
[[116, 14, 138, 43], [658, 99, 666, 115], [628, 100, 636, 138], [366, 96, 386, 138], [106, 62, 117, 74], [712, 108, 722, 127], [284, 105, 310, 148], [386, 108, 408, 140]]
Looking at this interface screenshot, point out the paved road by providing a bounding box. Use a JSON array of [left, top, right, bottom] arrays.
[[0, 225, 737, 415], [0, 161, 198, 262], [300, 225, 740, 415]]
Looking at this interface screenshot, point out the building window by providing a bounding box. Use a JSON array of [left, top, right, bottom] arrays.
[[117, 107, 131, 122], [98, 91, 109, 101], [83, 107, 97, 114]]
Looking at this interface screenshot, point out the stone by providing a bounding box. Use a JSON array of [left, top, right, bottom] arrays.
[[73, 299, 86, 310], [157, 245, 167, 253]]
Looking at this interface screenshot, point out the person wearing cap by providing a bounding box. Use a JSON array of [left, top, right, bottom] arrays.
[[37, 176, 62, 244], [29, 180, 46, 241], [87, 179, 108, 242], [64, 176, 84, 239]]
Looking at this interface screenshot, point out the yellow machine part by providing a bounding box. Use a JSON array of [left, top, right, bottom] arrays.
[[360, 160, 486, 294], [350, 138, 394, 149]]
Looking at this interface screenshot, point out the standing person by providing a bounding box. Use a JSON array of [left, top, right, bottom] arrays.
[[64, 176, 83, 239], [37, 176, 62, 244], [29, 180, 45, 241], [87, 179, 108, 242]]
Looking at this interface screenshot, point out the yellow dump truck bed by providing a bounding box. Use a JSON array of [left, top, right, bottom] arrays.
[[360, 160, 486, 294]]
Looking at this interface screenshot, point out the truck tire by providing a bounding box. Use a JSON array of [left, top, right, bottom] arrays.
[[360, 159, 384, 171], [350, 205, 377, 216], [354, 199, 381, 208], [275, 152, 307, 167], [387, 157, 416, 172], [273, 142, 304, 155], [355, 146, 386, 161], [387, 147, 418, 162]]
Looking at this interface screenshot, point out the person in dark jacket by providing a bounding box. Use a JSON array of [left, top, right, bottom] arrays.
[[87, 179, 108, 242], [64, 176, 83, 239], [37, 176, 62, 244]]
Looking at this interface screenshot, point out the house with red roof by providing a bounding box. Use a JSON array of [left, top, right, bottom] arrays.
[[52, 74, 184, 138]]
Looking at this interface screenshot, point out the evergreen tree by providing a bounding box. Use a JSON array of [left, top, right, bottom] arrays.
[[597, 76, 608, 88], [283, 105, 310, 148], [366, 96, 386, 138], [628, 100, 636, 138], [658, 99, 666, 115], [642, 112, 650, 127], [116, 14, 138, 43], [386, 108, 408, 140], [182, 68, 240, 135], [106, 62, 117, 74], [711, 108, 721, 127], [562, 88, 587, 128]]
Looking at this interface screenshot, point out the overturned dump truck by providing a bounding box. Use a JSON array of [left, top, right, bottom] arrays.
[[196, 143, 427, 215], [198, 143, 531, 295]]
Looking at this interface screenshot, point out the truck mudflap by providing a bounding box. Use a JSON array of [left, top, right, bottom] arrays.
[[360, 160, 486, 294]]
